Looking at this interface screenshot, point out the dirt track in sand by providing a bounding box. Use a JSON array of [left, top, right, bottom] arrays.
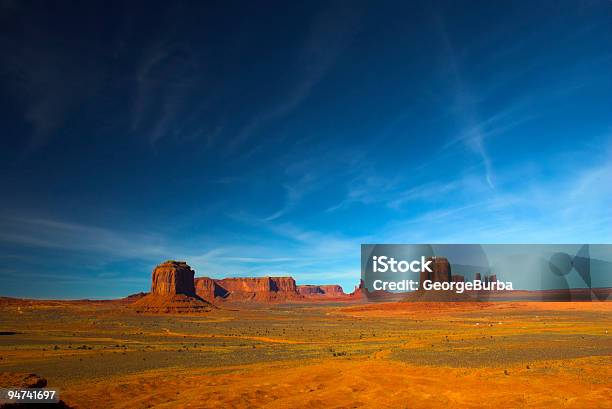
[[0, 301, 610, 408]]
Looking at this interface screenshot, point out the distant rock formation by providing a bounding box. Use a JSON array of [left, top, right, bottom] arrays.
[[419, 257, 452, 287], [296, 285, 324, 296], [151, 260, 196, 296], [214, 277, 302, 302], [133, 261, 211, 313], [194, 277, 228, 302], [122, 292, 147, 302], [215, 277, 294, 293], [319, 285, 345, 296], [273, 277, 298, 293], [349, 280, 365, 300], [430, 257, 452, 283], [407, 257, 473, 301], [192, 276, 304, 303], [193, 276, 358, 303], [297, 284, 346, 297], [131, 260, 360, 306]]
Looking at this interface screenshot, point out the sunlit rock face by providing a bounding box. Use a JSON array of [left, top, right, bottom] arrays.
[[214, 277, 302, 302], [134, 261, 210, 314], [150, 260, 196, 297], [194, 277, 229, 302]]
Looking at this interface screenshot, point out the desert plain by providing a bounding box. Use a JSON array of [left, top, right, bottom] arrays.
[[0, 299, 610, 408]]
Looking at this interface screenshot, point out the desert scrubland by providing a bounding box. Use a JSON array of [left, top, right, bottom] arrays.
[[0, 300, 610, 408]]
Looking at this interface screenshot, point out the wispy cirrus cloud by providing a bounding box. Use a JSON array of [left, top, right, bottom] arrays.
[[432, 11, 498, 189], [227, 0, 361, 153], [131, 39, 207, 146], [0, 216, 169, 259], [0, 22, 102, 151]]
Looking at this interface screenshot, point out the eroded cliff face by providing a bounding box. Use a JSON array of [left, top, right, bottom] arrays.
[[151, 261, 196, 297], [192, 276, 360, 303], [297, 285, 325, 296], [214, 277, 297, 293], [297, 285, 346, 297], [194, 277, 229, 301], [429, 257, 452, 283], [419, 257, 452, 287], [134, 261, 358, 306], [349, 280, 366, 300], [271, 277, 298, 293], [133, 261, 211, 313], [193, 277, 304, 303]]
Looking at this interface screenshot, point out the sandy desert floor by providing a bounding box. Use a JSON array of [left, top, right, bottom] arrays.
[[0, 301, 610, 408]]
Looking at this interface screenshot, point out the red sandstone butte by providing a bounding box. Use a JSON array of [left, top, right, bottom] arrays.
[[430, 257, 452, 282], [452, 275, 465, 282], [349, 280, 366, 299], [133, 261, 211, 313], [134, 260, 361, 306], [151, 260, 196, 296], [420, 257, 452, 286]]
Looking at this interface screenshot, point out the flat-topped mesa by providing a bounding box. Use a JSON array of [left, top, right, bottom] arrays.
[[192, 275, 359, 303], [214, 277, 301, 302], [272, 277, 298, 293], [194, 277, 229, 302], [297, 285, 324, 296], [215, 277, 296, 293], [151, 260, 196, 296], [320, 285, 345, 296], [297, 284, 346, 297], [452, 274, 465, 283]]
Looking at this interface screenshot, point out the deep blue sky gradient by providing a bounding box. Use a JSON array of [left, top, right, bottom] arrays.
[[0, 0, 611, 298]]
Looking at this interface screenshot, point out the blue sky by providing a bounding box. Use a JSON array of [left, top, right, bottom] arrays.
[[0, 0, 611, 298]]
